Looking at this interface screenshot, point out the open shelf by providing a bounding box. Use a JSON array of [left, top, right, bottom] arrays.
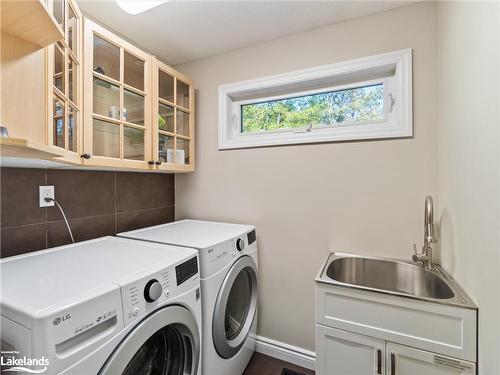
[[1, 0, 64, 48], [0, 137, 65, 159]]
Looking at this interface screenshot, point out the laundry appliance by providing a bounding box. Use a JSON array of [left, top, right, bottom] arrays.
[[0, 236, 202, 375], [119, 220, 258, 375]]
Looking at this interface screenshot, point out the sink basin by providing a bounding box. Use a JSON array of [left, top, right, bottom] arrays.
[[316, 252, 476, 308], [326, 257, 454, 299]]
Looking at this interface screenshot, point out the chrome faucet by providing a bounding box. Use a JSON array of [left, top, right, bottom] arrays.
[[412, 196, 437, 269]]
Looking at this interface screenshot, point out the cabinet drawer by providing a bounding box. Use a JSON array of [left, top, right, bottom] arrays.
[[316, 283, 476, 362], [387, 342, 476, 375]]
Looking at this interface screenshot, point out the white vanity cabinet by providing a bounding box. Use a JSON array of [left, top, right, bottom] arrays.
[[315, 283, 477, 375], [316, 325, 385, 375]]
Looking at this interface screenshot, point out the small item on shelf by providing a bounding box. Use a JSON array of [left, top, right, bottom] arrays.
[[166, 148, 174, 163], [177, 149, 185, 165], [167, 149, 185, 164], [94, 66, 105, 75], [109, 106, 119, 119], [0, 126, 9, 138], [55, 102, 63, 116], [158, 114, 166, 128], [122, 107, 128, 121]]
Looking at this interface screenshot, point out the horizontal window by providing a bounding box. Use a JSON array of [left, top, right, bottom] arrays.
[[218, 49, 412, 149], [241, 83, 385, 134]]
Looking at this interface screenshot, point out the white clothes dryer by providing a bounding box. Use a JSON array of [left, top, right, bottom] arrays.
[[0, 236, 202, 375], [119, 220, 259, 375]]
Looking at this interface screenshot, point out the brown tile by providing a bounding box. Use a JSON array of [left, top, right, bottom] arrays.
[[0, 224, 46, 258], [150, 173, 174, 208], [1, 168, 176, 257], [243, 353, 314, 375], [116, 172, 174, 213], [116, 206, 174, 233], [47, 170, 115, 221], [47, 214, 116, 248], [1, 168, 46, 228]]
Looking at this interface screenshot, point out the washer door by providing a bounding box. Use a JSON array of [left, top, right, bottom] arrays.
[[100, 306, 199, 375], [212, 255, 258, 359]]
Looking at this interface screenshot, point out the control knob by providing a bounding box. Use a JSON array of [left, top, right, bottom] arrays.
[[144, 279, 162, 303], [236, 238, 245, 251]]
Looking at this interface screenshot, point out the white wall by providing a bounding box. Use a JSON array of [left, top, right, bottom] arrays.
[[175, 2, 438, 351], [437, 2, 500, 374]]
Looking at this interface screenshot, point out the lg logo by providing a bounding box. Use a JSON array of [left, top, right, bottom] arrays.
[[53, 313, 71, 326]]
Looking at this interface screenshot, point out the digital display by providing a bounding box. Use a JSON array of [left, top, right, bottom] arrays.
[[175, 256, 198, 286], [247, 230, 256, 245]]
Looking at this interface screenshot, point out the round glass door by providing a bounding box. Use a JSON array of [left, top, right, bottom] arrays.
[[213, 256, 258, 359], [100, 306, 199, 375], [122, 325, 189, 375]]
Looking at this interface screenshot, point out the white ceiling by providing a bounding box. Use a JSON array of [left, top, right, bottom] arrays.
[[77, 1, 415, 66]]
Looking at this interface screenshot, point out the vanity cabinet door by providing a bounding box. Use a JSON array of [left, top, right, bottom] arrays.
[[387, 343, 476, 375], [316, 324, 385, 375]]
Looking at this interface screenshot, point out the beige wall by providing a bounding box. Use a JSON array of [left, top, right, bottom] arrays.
[[437, 2, 500, 374], [175, 2, 438, 351]]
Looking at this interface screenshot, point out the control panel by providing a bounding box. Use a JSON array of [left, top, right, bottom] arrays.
[[175, 256, 198, 286], [247, 229, 256, 245], [120, 256, 200, 327], [198, 228, 257, 278]]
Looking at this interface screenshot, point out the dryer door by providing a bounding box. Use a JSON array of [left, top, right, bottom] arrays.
[[212, 255, 258, 359], [100, 305, 199, 375]]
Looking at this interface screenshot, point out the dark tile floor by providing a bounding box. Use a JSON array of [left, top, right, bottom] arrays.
[[243, 353, 315, 375]]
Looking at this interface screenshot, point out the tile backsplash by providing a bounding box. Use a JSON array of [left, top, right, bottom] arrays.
[[0, 168, 175, 258]]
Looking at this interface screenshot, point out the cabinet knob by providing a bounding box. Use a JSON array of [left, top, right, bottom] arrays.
[[80, 153, 91, 159], [147, 160, 155, 165], [155, 160, 162, 166]]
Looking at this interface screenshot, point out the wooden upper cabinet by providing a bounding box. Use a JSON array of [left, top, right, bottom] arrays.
[[153, 59, 195, 172], [82, 18, 153, 169], [82, 19, 195, 172], [1, 0, 64, 48], [1, 4, 195, 172], [46, 0, 83, 163], [0, 0, 70, 160]]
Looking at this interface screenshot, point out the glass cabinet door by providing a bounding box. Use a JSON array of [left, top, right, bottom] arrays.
[[154, 60, 194, 171], [47, 0, 82, 159], [83, 19, 151, 167]]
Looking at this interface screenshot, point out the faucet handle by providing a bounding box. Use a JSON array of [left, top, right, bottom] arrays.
[[412, 244, 422, 262]]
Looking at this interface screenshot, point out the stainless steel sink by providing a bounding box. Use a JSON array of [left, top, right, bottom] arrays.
[[316, 252, 476, 308]]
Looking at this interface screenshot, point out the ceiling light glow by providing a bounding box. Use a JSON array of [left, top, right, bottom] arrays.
[[115, 0, 169, 15]]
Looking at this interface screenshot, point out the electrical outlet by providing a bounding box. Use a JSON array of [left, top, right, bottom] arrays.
[[39, 186, 55, 207]]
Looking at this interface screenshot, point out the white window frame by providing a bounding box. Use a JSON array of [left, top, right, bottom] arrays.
[[218, 49, 412, 150]]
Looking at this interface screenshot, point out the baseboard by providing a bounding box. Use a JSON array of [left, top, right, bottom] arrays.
[[254, 335, 316, 370]]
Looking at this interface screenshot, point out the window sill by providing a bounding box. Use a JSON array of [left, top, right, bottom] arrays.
[[219, 120, 411, 150]]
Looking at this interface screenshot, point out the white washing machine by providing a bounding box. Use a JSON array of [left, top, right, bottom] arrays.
[[0, 236, 202, 375], [119, 220, 259, 375]]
